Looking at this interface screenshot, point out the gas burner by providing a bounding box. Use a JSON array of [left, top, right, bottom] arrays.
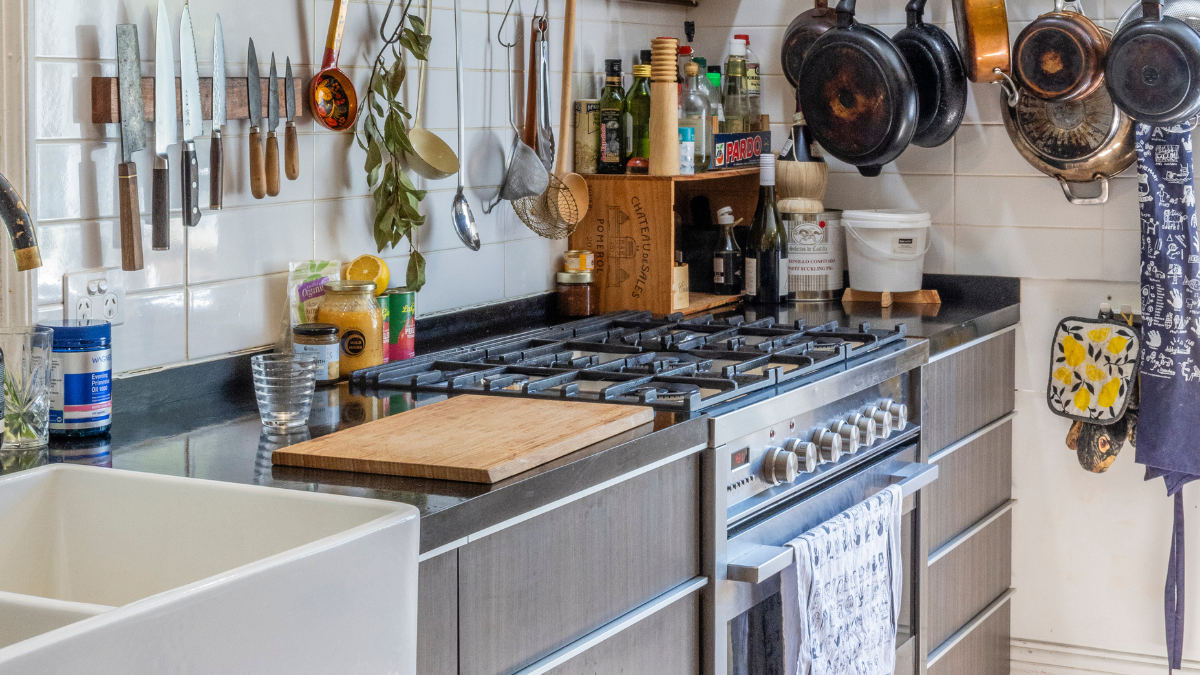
[[629, 383, 702, 401]]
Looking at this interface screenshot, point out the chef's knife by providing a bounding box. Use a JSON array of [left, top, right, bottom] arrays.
[[115, 24, 146, 271], [284, 57, 299, 181], [210, 14, 226, 210], [153, 0, 176, 250], [180, 4, 202, 226], [247, 39, 266, 200], [266, 53, 281, 197]]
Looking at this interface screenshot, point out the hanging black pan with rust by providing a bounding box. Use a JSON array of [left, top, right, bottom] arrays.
[[892, 0, 967, 147], [1105, 0, 1200, 125], [797, 0, 918, 176], [782, 0, 839, 88]]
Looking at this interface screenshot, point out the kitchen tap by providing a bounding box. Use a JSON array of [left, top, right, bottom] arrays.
[[0, 170, 41, 271]]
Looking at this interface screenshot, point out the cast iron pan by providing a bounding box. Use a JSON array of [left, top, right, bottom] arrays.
[[1013, 0, 1108, 102], [893, 0, 967, 147], [1105, 0, 1200, 124], [798, 0, 918, 176], [782, 0, 839, 89]]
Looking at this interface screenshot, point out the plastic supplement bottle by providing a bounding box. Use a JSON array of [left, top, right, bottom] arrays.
[[40, 319, 112, 438]]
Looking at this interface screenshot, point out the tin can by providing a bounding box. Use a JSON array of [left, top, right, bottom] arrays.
[[378, 296, 390, 364], [783, 210, 844, 301], [573, 100, 601, 174], [564, 250, 595, 273], [386, 288, 416, 361]]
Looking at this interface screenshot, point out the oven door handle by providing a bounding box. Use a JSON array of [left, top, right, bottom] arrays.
[[726, 461, 939, 584]]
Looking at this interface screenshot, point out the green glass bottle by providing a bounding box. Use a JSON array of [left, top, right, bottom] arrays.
[[599, 59, 627, 175], [624, 63, 652, 174], [744, 154, 787, 303]]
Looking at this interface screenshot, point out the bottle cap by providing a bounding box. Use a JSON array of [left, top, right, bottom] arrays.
[[717, 206, 735, 225], [294, 323, 340, 337], [759, 153, 776, 186], [633, 64, 652, 78], [728, 38, 746, 57], [557, 271, 594, 284], [38, 319, 111, 349], [679, 45, 694, 57], [679, 126, 695, 142], [686, 62, 699, 77], [734, 34, 751, 46], [605, 59, 622, 77], [693, 56, 707, 69]]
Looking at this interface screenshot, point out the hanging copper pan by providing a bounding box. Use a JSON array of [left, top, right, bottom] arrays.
[[952, 0, 1012, 83]]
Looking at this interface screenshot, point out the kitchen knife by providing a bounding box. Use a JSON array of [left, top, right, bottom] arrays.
[[115, 24, 146, 271], [210, 14, 226, 210], [153, 0, 176, 250], [266, 53, 281, 197], [247, 39, 266, 200], [285, 57, 299, 181], [180, 4, 202, 226]]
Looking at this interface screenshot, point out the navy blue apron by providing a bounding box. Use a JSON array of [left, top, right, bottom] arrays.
[[1137, 120, 1198, 671]]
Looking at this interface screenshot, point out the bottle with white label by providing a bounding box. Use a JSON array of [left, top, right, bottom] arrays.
[[714, 206, 744, 295], [745, 154, 788, 303]]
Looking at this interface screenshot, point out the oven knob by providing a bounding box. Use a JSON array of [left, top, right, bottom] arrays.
[[784, 438, 819, 473], [864, 406, 894, 440], [762, 446, 799, 485], [810, 429, 843, 463], [831, 420, 860, 454], [879, 399, 908, 431], [846, 413, 877, 446]]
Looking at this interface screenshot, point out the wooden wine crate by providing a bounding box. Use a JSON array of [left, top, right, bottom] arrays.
[[569, 167, 759, 316]]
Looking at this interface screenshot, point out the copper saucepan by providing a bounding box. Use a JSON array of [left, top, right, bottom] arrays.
[[1012, 0, 1108, 102], [952, 0, 1012, 83]]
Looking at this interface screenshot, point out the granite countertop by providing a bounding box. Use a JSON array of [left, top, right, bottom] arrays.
[[17, 274, 1019, 555]]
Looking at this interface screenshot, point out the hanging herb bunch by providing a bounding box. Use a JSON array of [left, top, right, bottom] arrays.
[[355, 0, 432, 291]]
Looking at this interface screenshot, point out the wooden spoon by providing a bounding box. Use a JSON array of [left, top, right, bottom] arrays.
[[555, 0, 589, 223], [310, 0, 358, 131]]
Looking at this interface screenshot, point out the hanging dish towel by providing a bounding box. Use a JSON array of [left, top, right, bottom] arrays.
[[1137, 119, 1200, 671], [781, 485, 903, 675]]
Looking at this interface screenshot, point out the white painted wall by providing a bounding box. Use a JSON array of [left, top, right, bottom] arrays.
[[686, 0, 1195, 669]]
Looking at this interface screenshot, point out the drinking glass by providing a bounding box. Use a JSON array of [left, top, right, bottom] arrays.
[[0, 326, 52, 448], [252, 354, 318, 430]]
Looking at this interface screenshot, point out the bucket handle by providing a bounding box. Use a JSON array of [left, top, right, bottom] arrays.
[[844, 222, 931, 262]]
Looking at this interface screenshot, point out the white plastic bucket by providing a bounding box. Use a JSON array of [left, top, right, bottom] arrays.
[[841, 209, 931, 293]]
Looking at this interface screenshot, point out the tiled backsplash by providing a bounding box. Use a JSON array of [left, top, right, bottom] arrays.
[[30, 0, 689, 375]]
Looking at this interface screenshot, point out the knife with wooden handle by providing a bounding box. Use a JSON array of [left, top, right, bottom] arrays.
[[210, 14, 225, 210], [116, 24, 146, 271], [247, 39, 267, 200], [285, 57, 299, 180], [180, 4, 202, 226], [266, 53, 281, 197], [152, 0, 175, 251]]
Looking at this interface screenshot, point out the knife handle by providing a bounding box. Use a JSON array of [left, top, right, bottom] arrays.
[[152, 158, 170, 251], [181, 140, 201, 227], [117, 162, 144, 271], [285, 121, 299, 181], [210, 128, 224, 210], [266, 131, 281, 197], [249, 127, 267, 200]]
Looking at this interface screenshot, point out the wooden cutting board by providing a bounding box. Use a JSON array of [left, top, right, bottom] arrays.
[[271, 395, 655, 483]]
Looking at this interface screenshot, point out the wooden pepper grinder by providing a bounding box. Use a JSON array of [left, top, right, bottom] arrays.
[[650, 37, 680, 176]]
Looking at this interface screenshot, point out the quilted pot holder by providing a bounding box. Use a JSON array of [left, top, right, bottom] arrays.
[[1047, 317, 1140, 424]]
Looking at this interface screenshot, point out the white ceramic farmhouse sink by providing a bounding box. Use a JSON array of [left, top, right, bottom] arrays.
[[0, 464, 419, 674]]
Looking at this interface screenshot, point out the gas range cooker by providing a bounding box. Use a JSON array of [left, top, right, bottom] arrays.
[[350, 310, 909, 413]]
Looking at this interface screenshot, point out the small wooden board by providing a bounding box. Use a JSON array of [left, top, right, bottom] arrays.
[[842, 289, 942, 308], [271, 395, 655, 484]]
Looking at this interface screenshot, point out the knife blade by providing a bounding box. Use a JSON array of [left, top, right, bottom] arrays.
[[153, 0, 176, 250], [247, 39, 266, 200], [116, 24, 145, 271], [265, 53, 280, 197], [210, 13, 226, 210], [285, 57, 299, 181], [179, 3, 202, 226]]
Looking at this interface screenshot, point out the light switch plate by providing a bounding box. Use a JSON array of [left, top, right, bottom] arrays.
[[63, 267, 126, 326]]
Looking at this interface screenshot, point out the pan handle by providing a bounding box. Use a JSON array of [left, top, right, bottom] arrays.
[[1058, 175, 1109, 205], [904, 0, 927, 24], [834, 0, 857, 27], [993, 68, 1020, 107], [1142, 0, 1163, 20]]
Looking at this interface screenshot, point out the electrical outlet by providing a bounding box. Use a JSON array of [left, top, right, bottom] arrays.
[[64, 268, 125, 326]]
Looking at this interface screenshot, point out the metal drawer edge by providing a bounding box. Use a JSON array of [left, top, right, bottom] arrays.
[[927, 587, 1016, 666], [511, 576, 708, 675], [926, 324, 1018, 363], [928, 499, 1016, 565], [927, 411, 1018, 464]]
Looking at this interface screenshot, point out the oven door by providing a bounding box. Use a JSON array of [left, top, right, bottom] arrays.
[[721, 442, 937, 675]]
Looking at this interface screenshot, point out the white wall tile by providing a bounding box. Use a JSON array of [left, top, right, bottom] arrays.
[[504, 235, 562, 297], [187, 202, 316, 284], [188, 273, 288, 359], [34, 219, 187, 304], [955, 175, 1120, 228], [955, 225, 1104, 279], [825, 174, 955, 224], [416, 243, 506, 314], [112, 289, 188, 372]]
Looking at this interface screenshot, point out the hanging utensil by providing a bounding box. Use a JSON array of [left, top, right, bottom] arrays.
[[266, 54, 281, 197], [951, 0, 1019, 103], [451, 0, 480, 251], [797, 0, 918, 177], [247, 40, 267, 200], [0, 171, 39, 272], [1013, 0, 1108, 103], [310, 0, 358, 131], [893, 0, 967, 148], [527, 9, 554, 171], [1106, 0, 1200, 125], [781, 0, 838, 89], [152, 0, 175, 250], [402, 0, 459, 181], [285, 57, 299, 181], [180, 4, 202, 226], [211, 14, 227, 208], [115, 24, 145, 272]]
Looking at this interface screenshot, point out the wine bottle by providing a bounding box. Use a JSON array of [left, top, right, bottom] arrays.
[[599, 59, 627, 175], [713, 206, 742, 295], [744, 154, 787, 303]]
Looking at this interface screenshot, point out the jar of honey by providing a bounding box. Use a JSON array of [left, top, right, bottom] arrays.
[[316, 280, 384, 376]]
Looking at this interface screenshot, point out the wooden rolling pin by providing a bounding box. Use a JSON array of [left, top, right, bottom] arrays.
[[649, 37, 680, 176]]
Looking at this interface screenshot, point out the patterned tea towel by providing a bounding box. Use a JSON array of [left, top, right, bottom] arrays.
[[781, 485, 903, 675]]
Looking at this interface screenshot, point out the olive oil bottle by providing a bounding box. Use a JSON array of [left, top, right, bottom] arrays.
[[624, 63, 652, 173], [599, 59, 627, 174]]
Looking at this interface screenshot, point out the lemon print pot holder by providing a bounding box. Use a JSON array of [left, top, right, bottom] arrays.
[[1048, 318, 1140, 423]]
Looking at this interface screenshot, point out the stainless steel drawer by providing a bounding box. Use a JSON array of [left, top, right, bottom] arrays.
[[458, 454, 701, 675], [927, 416, 1014, 551], [928, 506, 1012, 650], [922, 329, 1016, 455], [418, 552, 457, 675], [929, 592, 1012, 675]]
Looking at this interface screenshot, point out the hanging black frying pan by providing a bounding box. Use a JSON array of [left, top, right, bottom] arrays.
[[893, 0, 967, 147], [782, 0, 839, 89], [797, 0, 918, 176], [1105, 0, 1200, 124]]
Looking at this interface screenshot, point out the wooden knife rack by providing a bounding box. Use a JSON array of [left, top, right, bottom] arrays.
[[91, 77, 306, 124]]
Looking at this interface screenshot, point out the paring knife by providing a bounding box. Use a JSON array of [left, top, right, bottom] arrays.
[[247, 39, 266, 200], [153, 0, 176, 250], [210, 14, 226, 210], [115, 24, 146, 271], [266, 53, 281, 197], [180, 4, 202, 226], [285, 57, 299, 181]]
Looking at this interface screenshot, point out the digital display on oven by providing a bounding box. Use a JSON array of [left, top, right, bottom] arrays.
[[731, 447, 750, 470]]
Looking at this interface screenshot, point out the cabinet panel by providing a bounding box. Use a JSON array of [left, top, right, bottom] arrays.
[[545, 592, 700, 675], [929, 601, 1011, 675], [927, 421, 1013, 551], [417, 551, 457, 675], [928, 509, 1012, 650], [458, 455, 701, 675], [922, 330, 1016, 454]]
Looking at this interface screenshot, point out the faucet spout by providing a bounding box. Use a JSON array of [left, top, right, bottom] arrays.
[[0, 170, 41, 271]]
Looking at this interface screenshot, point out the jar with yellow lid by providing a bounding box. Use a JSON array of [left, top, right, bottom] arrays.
[[316, 280, 384, 376]]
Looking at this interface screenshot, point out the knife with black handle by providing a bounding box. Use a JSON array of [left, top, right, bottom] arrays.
[[152, 0, 175, 250], [180, 4, 202, 226], [210, 14, 226, 210]]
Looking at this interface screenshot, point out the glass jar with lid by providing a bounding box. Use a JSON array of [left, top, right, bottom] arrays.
[[557, 272, 596, 317], [316, 280, 384, 376]]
